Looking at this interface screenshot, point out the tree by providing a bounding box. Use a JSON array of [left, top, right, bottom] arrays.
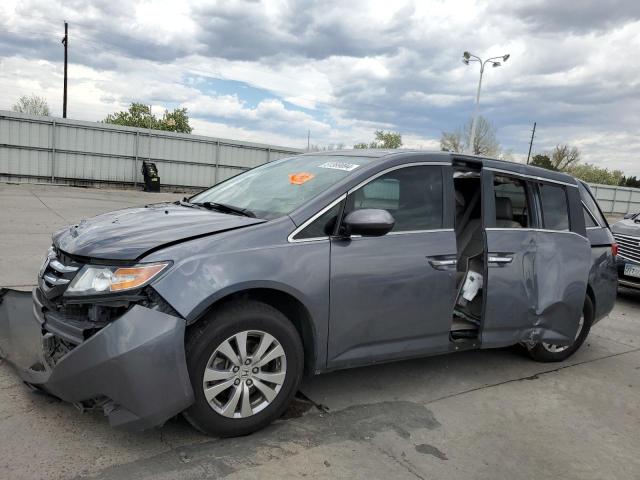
[[103, 102, 193, 133], [103, 103, 155, 128], [532, 146, 624, 185], [159, 108, 192, 133], [354, 130, 402, 149], [440, 130, 464, 153], [530, 154, 557, 171], [12, 94, 50, 116], [440, 115, 501, 157], [551, 144, 580, 170], [620, 176, 640, 188], [566, 163, 623, 185]]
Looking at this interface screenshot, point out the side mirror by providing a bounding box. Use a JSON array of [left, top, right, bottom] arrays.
[[342, 209, 395, 237]]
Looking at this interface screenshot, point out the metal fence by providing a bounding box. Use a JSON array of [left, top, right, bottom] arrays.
[[2, 110, 638, 213], [588, 183, 640, 215], [0, 110, 303, 189]]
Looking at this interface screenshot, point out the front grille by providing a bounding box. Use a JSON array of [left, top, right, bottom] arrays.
[[39, 247, 83, 300], [613, 233, 640, 263]]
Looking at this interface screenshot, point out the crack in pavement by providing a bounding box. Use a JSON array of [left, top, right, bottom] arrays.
[[422, 347, 640, 407], [374, 444, 426, 480], [590, 332, 637, 349], [29, 189, 69, 222]]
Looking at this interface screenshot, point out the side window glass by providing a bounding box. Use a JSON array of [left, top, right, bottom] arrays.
[[539, 184, 570, 231], [359, 179, 400, 210], [344, 166, 443, 232], [577, 182, 605, 227], [583, 206, 598, 228], [493, 176, 530, 227], [293, 201, 342, 240]]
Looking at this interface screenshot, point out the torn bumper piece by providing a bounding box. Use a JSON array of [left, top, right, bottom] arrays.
[[0, 288, 194, 431]]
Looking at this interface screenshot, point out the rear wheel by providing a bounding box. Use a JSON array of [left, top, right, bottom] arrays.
[[183, 300, 303, 437], [527, 296, 593, 362]]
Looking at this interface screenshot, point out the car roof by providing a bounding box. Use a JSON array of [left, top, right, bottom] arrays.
[[299, 149, 577, 185]]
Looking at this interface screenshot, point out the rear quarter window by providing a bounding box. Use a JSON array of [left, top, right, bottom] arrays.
[[577, 182, 607, 227]]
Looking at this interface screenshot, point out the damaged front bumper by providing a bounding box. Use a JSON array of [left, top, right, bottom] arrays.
[[0, 288, 194, 431]]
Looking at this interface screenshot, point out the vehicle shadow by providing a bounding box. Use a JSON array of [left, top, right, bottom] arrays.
[[298, 345, 542, 412], [1, 327, 623, 480]]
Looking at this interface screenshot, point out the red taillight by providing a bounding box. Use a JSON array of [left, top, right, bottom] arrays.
[[611, 243, 619, 257]]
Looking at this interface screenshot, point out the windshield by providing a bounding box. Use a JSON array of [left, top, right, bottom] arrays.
[[190, 155, 375, 219]]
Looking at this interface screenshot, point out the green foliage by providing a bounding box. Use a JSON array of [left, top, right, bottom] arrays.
[[354, 130, 402, 149], [532, 145, 621, 185], [103, 103, 193, 133], [530, 154, 557, 171], [12, 94, 50, 116], [103, 103, 155, 128], [620, 176, 640, 188], [565, 163, 623, 186], [159, 108, 192, 133]]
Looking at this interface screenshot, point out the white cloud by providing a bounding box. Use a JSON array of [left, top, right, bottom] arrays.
[[1, 0, 639, 174]]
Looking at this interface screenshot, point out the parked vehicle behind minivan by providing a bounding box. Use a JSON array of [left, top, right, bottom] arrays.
[[0, 150, 618, 436], [610, 211, 640, 289]]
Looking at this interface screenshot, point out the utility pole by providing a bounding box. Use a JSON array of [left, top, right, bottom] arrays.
[[62, 21, 68, 118], [526, 122, 536, 165]]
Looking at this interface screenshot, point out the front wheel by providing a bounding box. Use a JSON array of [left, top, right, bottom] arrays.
[[183, 300, 304, 437], [527, 296, 594, 363]]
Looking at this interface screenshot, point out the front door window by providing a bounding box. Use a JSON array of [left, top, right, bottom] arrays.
[[342, 166, 443, 232]]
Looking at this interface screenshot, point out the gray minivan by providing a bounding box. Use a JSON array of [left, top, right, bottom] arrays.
[[0, 150, 618, 436]]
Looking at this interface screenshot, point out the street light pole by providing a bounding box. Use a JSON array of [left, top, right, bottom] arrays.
[[462, 51, 510, 154], [469, 62, 485, 156]]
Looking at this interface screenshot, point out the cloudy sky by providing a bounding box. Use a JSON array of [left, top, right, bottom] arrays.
[[1, 0, 639, 173]]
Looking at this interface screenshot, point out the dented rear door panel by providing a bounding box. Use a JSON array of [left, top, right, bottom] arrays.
[[481, 229, 537, 348], [531, 230, 590, 343], [482, 229, 590, 348]]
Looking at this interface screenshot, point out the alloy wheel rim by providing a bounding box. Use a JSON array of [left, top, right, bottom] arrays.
[[541, 314, 584, 353], [202, 330, 287, 418]]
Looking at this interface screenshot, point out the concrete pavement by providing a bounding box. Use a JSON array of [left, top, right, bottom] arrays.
[[0, 183, 638, 480]]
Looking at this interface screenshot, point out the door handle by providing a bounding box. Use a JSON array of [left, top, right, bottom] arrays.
[[429, 259, 457, 267], [427, 256, 457, 269], [488, 255, 513, 264]]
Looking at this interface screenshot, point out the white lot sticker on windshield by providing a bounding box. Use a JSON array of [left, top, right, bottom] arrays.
[[318, 161, 360, 172]]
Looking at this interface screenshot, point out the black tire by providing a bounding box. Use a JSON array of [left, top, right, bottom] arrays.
[[183, 300, 304, 437], [527, 296, 594, 363]]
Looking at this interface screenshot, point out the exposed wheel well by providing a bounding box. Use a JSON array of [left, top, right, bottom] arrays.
[[189, 288, 316, 376]]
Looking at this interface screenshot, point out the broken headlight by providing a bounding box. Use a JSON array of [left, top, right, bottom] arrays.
[[64, 262, 171, 296]]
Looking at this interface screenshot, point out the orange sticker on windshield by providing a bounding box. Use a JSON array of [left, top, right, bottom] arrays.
[[289, 172, 314, 185]]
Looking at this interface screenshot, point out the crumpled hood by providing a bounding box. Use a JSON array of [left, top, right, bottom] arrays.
[[611, 218, 640, 237], [53, 203, 265, 261]]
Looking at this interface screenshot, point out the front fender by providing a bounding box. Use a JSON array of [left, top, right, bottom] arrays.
[[148, 236, 330, 370], [182, 279, 314, 324]]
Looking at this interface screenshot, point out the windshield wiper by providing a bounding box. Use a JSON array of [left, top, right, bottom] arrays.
[[194, 201, 256, 218]]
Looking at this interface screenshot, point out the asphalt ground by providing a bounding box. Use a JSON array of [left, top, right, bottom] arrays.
[[1, 183, 638, 480]]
